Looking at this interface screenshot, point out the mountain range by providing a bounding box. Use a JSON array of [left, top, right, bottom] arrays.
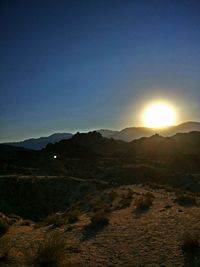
[[3, 121, 200, 150], [1, 129, 200, 183], [4, 133, 73, 150], [110, 121, 200, 142]]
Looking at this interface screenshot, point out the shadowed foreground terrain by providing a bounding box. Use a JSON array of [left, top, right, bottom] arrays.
[[0, 183, 199, 266], [0, 132, 199, 266]]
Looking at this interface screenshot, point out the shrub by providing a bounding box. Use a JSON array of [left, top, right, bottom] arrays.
[[135, 192, 154, 211], [124, 188, 134, 199], [33, 232, 66, 267], [19, 219, 33, 226], [0, 237, 12, 262], [90, 211, 109, 227], [67, 209, 80, 224], [108, 190, 118, 202], [33, 221, 45, 229], [8, 214, 21, 225], [116, 197, 132, 209], [92, 198, 110, 213], [0, 219, 9, 237], [175, 193, 197, 207], [45, 213, 64, 227], [182, 232, 199, 252]]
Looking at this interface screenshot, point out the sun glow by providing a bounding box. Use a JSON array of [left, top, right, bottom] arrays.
[[142, 102, 177, 128]]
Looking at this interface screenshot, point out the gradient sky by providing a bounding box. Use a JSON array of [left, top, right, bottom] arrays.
[[0, 0, 200, 142]]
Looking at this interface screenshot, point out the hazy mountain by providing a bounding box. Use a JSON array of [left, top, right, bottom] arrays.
[[1, 130, 200, 178], [3, 122, 200, 149], [5, 133, 73, 150], [111, 121, 200, 141], [97, 129, 119, 138]]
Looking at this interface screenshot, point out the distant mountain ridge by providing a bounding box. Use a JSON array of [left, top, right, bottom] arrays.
[[110, 121, 200, 142], [1, 129, 200, 177], [3, 121, 200, 149], [41, 130, 200, 177], [4, 133, 73, 150], [97, 129, 119, 138], [44, 130, 200, 158]]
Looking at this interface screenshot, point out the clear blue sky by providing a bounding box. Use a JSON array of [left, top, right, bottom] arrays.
[[0, 0, 200, 141]]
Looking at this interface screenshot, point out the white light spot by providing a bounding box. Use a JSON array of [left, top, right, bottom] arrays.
[[53, 155, 57, 159]]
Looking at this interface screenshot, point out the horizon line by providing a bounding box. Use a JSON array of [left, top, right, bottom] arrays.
[[1, 120, 199, 143]]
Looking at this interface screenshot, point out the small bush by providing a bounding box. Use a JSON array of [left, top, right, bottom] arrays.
[[175, 193, 197, 207], [116, 197, 132, 209], [7, 214, 21, 225], [92, 199, 110, 213], [135, 192, 154, 211], [124, 188, 134, 199], [0, 219, 9, 237], [182, 232, 199, 252], [0, 237, 12, 262], [67, 209, 80, 224], [33, 232, 66, 267], [45, 213, 64, 227], [108, 190, 118, 202], [19, 219, 33, 226], [90, 211, 109, 227], [33, 222, 45, 229]]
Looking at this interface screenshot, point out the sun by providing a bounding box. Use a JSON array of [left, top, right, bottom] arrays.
[[142, 102, 177, 128]]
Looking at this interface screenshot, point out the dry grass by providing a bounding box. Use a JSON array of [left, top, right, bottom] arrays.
[[0, 184, 199, 266], [67, 209, 80, 224], [182, 232, 200, 252], [0, 236, 12, 262], [124, 188, 134, 199], [135, 192, 154, 211], [90, 210, 109, 227], [92, 198, 110, 212], [175, 192, 197, 207], [45, 213, 64, 227], [107, 190, 118, 202], [31, 232, 66, 267], [0, 219, 9, 237], [19, 219, 33, 226]]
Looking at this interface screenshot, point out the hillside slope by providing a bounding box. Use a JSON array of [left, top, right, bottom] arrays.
[[1, 184, 199, 266]]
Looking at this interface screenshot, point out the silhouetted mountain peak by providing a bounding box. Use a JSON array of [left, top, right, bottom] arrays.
[[71, 131, 104, 146], [151, 133, 163, 138]]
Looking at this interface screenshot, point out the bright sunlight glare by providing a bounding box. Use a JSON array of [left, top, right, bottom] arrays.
[[143, 102, 177, 128]]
